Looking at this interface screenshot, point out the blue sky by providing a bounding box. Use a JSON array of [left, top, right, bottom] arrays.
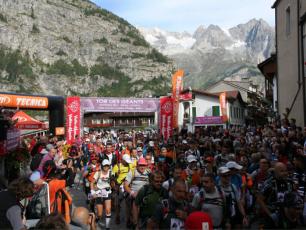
[[92, 0, 276, 33]]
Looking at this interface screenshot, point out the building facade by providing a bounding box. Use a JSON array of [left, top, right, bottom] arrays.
[[178, 90, 245, 132], [273, 0, 306, 126]]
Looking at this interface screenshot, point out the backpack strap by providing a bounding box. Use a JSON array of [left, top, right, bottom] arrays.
[[199, 190, 205, 208], [216, 185, 228, 223], [168, 178, 173, 191]]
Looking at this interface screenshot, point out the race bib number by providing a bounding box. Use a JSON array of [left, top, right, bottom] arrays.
[[189, 186, 199, 195], [170, 218, 184, 230], [202, 222, 210, 230], [102, 189, 110, 198]]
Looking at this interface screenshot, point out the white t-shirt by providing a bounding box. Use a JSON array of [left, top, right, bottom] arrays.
[[94, 170, 111, 189]]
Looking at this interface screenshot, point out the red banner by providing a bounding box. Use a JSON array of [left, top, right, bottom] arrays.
[[219, 92, 228, 122], [172, 70, 184, 129], [159, 97, 173, 141], [66, 97, 81, 144]]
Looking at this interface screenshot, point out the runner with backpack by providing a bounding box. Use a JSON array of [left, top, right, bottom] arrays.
[[191, 173, 229, 229], [135, 170, 168, 229], [83, 153, 100, 210], [147, 178, 190, 230], [124, 158, 150, 228], [90, 159, 112, 229], [111, 153, 132, 224]]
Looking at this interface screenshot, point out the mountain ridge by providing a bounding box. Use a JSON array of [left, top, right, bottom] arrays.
[[0, 0, 174, 97], [139, 18, 275, 91]]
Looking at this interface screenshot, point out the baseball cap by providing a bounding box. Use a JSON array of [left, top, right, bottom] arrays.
[[137, 147, 143, 152], [85, 138, 90, 142], [218, 166, 230, 175], [185, 211, 213, 230], [187, 155, 197, 163], [137, 158, 148, 166], [182, 140, 188, 144], [122, 154, 132, 164], [148, 141, 154, 147], [102, 159, 110, 166], [226, 161, 243, 170]]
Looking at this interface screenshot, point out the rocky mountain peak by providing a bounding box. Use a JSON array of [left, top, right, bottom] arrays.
[[140, 18, 275, 90], [193, 25, 205, 40], [192, 24, 233, 49], [0, 0, 174, 97]]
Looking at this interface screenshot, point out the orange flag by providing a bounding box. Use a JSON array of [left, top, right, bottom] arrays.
[[171, 70, 184, 129]]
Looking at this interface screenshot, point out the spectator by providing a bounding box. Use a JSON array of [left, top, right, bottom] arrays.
[[32, 213, 69, 230], [71, 207, 96, 230], [0, 177, 34, 230]]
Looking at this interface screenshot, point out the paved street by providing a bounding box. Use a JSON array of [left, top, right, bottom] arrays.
[[70, 173, 127, 230]]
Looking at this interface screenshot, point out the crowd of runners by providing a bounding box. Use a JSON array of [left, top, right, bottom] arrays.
[[1, 117, 306, 230]]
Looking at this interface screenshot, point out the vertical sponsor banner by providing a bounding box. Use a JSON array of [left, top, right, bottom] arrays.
[[159, 97, 173, 141], [66, 97, 81, 144], [219, 92, 228, 122], [172, 69, 184, 129]]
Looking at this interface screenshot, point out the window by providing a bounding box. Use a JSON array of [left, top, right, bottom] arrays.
[[192, 107, 196, 118], [212, 106, 220, 116], [286, 7, 291, 35]]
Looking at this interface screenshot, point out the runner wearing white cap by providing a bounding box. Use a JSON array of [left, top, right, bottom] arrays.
[[91, 158, 112, 229]]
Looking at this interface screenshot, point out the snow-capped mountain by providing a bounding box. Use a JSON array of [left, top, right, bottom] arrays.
[[139, 19, 275, 89], [138, 27, 195, 55]]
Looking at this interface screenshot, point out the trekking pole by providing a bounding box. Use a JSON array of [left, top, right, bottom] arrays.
[[44, 182, 51, 214]]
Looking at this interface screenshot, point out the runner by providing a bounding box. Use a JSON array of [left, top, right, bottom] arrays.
[[90, 159, 112, 229]]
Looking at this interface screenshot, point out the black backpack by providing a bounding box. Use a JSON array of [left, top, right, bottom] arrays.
[[30, 154, 44, 171], [26, 183, 49, 219]]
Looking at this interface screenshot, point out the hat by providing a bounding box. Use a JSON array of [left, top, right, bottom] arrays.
[[85, 138, 90, 142], [137, 140, 143, 144], [148, 141, 154, 147], [182, 140, 188, 144], [137, 158, 148, 166], [185, 211, 213, 230], [122, 154, 132, 164], [102, 159, 110, 166], [218, 166, 230, 175], [213, 138, 221, 143], [160, 147, 167, 151], [137, 147, 143, 152], [187, 155, 197, 163], [226, 161, 243, 170]]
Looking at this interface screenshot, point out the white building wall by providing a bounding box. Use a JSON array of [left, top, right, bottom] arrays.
[[193, 95, 220, 117]]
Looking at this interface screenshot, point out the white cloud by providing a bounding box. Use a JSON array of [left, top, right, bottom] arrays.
[[93, 0, 275, 32]]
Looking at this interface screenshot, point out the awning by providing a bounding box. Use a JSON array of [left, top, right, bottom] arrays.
[[12, 110, 47, 129]]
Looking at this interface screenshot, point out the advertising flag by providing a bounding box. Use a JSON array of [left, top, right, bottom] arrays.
[[159, 97, 173, 141], [219, 92, 228, 122], [66, 97, 81, 144], [172, 69, 184, 129]]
